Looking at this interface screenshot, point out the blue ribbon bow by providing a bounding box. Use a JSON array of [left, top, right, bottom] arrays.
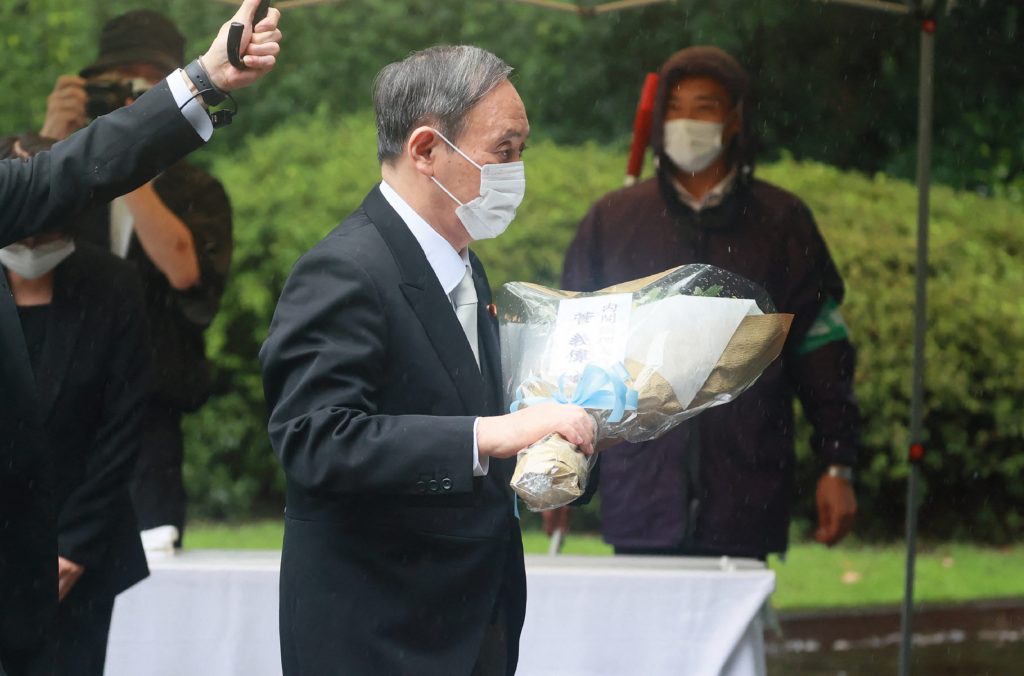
[[511, 363, 638, 423]]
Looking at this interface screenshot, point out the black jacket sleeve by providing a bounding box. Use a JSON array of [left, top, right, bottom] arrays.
[[260, 241, 477, 497], [780, 202, 861, 469], [0, 80, 203, 248], [57, 269, 149, 568], [789, 340, 861, 468], [778, 200, 846, 348]]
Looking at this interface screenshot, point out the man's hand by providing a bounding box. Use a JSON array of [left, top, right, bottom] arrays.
[[40, 76, 88, 141], [814, 474, 857, 546], [477, 403, 596, 460], [542, 506, 572, 537], [201, 0, 282, 92], [58, 556, 85, 602]]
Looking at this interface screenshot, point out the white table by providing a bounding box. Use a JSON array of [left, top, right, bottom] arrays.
[[105, 550, 773, 676]]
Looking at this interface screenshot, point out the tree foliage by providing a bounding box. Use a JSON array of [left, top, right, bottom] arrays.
[[2, 1, 1021, 198]]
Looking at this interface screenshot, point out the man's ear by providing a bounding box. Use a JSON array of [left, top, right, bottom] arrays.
[[407, 126, 442, 177]]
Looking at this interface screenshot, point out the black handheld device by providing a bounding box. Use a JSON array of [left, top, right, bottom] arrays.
[[227, 0, 270, 70]]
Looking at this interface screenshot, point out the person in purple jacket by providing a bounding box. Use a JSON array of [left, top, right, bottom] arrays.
[[552, 46, 862, 560]]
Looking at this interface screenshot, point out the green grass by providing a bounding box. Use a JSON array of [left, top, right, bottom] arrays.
[[186, 520, 286, 550], [769, 541, 1024, 610], [185, 520, 613, 556], [520, 530, 614, 556], [186, 521, 1024, 610]]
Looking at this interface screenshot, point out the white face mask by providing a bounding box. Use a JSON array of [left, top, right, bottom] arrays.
[[429, 129, 526, 241], [663, 118, 725, 174], [0, 239, 75, 279]]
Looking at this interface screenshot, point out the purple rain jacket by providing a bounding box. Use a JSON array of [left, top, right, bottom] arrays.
[[562, 47, 865, 557], [562, 169, 862, 557]]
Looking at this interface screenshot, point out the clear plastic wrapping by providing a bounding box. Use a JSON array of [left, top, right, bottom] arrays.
[[499, 264, 794, 511]]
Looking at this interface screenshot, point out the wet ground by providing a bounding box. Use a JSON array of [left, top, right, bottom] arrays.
[[766, 599, 1024, 675]]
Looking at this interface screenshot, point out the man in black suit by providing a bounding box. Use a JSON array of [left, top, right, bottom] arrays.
[[261, 46, 596, 676], [0, 2, 281, 673]]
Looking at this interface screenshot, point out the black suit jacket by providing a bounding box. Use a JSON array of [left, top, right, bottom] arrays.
[[37, 245, 150, 600], [0, 80, 200, 658], [261, 186, 525, 676]]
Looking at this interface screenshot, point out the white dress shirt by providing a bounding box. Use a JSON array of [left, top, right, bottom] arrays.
[[109, 196, 135, 258], [672, 166, 738, 212], [379, 181, 489, 477], [168, 70, 214, 142]]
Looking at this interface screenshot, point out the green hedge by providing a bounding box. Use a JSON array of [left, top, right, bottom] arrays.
[[757, 160, 1024, 542], [185, 109, 1024, 542], [7, 2, 1022, 203]]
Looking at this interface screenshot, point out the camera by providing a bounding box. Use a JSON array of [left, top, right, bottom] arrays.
[[85, 77, 152, 119]]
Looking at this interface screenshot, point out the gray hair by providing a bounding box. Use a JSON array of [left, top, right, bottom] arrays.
[[373, 45, 513, 164]]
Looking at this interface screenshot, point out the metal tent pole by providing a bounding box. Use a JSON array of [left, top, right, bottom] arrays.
[[898, 8, 937, 676]]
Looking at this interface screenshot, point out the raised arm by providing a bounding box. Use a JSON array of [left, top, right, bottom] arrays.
[[0, 0, 281, 247]]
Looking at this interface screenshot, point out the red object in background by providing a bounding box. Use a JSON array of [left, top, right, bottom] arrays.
[[625, 73, 659, 185], [922, 18, 937, 34], [909, 443, 925, 463]]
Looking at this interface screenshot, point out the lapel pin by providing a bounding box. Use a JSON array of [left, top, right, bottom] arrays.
[[488, 303, 498, 318]]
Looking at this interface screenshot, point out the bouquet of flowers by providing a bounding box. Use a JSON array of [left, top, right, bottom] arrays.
[[499, 264, 793, 511]]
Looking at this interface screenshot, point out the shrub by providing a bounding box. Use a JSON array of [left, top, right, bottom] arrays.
[[758, 160, 1024, 542], [186, 109, 1024, 543], [182, 110, 380, 519]]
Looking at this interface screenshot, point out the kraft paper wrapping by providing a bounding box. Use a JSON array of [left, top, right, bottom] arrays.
[[688, 313, 793, 409], [511, 433, 591, 509], [509, 313, 794, 511], [617, 359, 683, 442]]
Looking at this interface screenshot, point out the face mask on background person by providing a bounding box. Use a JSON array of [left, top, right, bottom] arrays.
[[0, 239, 76, 279], [663, 118, 725, 174], [429, 129, 526, 241]]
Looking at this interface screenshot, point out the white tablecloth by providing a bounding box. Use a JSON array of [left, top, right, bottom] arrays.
[[105, 550, 773, 676]]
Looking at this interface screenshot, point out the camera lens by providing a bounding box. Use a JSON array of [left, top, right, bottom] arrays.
[[85, 81, 131, 119]]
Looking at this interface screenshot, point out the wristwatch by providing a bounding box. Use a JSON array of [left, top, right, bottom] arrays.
[[184, 57, 227, 107], [826, 465, 854, 482]]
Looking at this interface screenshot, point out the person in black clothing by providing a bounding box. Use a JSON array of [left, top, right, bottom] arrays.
[[0, 3, 280, 673], [40, 10, 234, 545], [0, 134, 149, 676], [553, 46, 862, 560], [0, 78, 202, 676], [260, 45, 596, 676]]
